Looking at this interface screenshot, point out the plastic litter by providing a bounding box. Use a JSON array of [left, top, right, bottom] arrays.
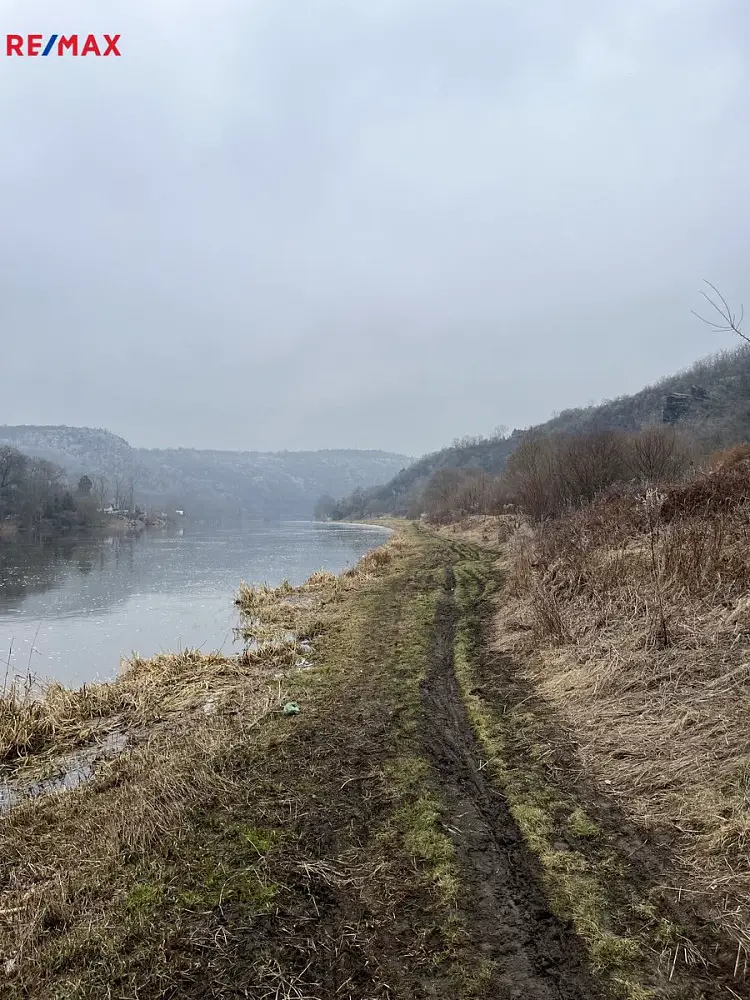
[[283, 701, 301, 715]]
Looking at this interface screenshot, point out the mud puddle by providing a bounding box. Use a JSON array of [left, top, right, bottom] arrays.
[[0, 730, 129, 814]]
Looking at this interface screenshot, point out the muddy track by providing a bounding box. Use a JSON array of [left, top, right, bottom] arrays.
[[420, 566, 605, 1000]]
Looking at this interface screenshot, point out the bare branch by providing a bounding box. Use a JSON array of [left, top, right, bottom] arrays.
[[692, 280, 749, 345]]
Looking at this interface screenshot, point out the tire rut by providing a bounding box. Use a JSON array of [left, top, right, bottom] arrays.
[[420, 566, 605, 1000]]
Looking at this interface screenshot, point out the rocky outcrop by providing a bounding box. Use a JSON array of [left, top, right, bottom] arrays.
[[662, 385, 709, 424]]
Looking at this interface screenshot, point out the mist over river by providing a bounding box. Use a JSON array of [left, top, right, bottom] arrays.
[[0, 521, 390, 687]]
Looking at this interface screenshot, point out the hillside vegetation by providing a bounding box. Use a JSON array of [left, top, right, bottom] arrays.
[[0, 426, 410, 519], [332, 344, 750, 520], [425, 450, 750, 981], [330, 433, 519, 520], [403, 335, 750, 977], [0, 446, 105, 536], [542, 344, 750, 441]]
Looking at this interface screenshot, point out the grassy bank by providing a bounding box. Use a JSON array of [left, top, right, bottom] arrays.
[[2, 518, 743, 998], [497, 469, 750, 959], [447, 547, 734, 998], [0, 528, 492, 998], [435, 478, 750, 996]]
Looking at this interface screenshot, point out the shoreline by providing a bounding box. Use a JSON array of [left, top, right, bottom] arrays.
[[0, 523, 743, 998], [0, 531, 399, 799], [0, 515, 154, 545]]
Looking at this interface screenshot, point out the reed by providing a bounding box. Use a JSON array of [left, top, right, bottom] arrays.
[[499, 460, 750, 952]]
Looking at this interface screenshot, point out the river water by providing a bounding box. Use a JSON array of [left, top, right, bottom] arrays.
[[0, 521, 389, 688]]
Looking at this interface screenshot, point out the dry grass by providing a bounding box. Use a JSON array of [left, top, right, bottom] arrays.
[[0, 528, 484, 998], [710, 444, 750, 471], [496, 465, 750, 955], [434, 512, 525, 549], [0, 537, 404, 783], [0, 537, 407, 963], [0, 647, 284, 784], [0, 716, 247, 977]]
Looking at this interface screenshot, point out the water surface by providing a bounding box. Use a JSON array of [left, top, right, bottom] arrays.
[[0, 521, 389, 687]]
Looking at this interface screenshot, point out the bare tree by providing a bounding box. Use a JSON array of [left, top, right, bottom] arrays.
[[503, 434, 564, 519], [558, 431, 626, 504], [625, 426, 692, 484], [692, 280, 748, 345], [421, 469, 468, 522], [0, 446, 28, 494], [112, 475, 125, 510], [93, 476, 108, 508]]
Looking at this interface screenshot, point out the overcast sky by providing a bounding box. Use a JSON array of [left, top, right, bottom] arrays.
[[0, 0, 748, 456]]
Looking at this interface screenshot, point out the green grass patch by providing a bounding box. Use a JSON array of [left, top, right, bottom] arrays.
[[450, 553, 666, 999], [383, 756, 461, 907], [125, 882, 164, 915], [567, 807, 601, 840]]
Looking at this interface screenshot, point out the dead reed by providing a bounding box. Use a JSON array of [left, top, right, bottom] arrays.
[[0, 533, 402, 995], [498, 464, 750, 952]]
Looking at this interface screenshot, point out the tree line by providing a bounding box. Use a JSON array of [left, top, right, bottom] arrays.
[[0, 446, 113, 534], [419, 425, 698, 523], [320, 421, 744, 526]]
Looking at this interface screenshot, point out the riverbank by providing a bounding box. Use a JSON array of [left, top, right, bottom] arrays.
[[0, 525, 743, 998], [0, 512, 150, 545], [437, 511, 750, 995]]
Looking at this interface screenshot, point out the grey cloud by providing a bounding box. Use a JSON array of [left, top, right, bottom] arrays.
[[0, 0, 747, 452]]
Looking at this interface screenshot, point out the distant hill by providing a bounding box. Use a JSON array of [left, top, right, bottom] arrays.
[[332, 344, 750, 519], [0, 426, 411, 519], [331, 434, 521, 519]]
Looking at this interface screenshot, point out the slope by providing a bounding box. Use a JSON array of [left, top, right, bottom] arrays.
[[332, 344, 750, 519], [0, 425, 411, 518]]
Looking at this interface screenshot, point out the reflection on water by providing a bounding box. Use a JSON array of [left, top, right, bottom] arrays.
[[0, 521, 389, 687], [0, 731, 130, 814]]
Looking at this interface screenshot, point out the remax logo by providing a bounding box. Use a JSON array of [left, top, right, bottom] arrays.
[[4, 34, 121, 56]]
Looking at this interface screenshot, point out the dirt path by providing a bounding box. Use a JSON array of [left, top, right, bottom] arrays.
[[420, 566, 604, 1000], [0, 529, 616, 999]]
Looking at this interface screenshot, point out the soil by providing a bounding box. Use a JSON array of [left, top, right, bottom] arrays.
[[457, 547, 742, 999], [6, 528, 740, 999], [420, 566, 604, 1000]]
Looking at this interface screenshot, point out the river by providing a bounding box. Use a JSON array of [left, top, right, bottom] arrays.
[[0, 521, 389, 688]]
